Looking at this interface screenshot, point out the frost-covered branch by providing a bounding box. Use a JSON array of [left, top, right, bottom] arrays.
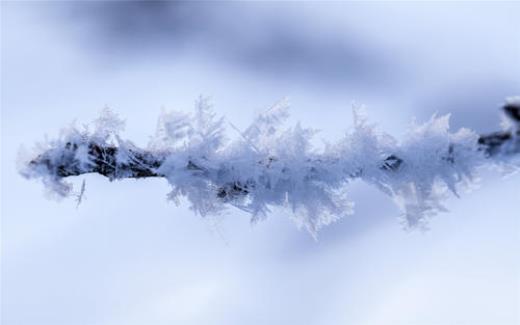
[[20, 97, 520, 235]]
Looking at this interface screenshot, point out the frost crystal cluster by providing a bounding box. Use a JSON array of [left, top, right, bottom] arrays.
[[20, 97, 520, 235]]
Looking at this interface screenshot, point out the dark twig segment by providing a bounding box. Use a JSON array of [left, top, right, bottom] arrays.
[[478, 103, 519, 156], [30, 143, 163, 180]]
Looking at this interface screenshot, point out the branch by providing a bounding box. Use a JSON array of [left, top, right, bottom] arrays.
[[21, 98, 520, 235]]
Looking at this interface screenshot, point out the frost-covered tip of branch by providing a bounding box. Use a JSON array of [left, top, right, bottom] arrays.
[[20, 97, 520, 235]]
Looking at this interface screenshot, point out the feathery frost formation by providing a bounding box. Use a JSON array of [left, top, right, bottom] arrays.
[[20, 97, 520, 235]]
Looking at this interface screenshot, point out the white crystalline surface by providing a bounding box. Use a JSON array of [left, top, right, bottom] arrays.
[[20, 98, 518, 235]]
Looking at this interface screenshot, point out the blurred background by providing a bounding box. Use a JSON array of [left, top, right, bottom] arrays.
[[1, 2, 519, 324]]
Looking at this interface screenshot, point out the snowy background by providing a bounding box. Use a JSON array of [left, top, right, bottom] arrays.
[[1, 2, 519, 324]]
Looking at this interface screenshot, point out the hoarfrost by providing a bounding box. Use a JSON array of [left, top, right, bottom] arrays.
[[20, 98, 520, 235]]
